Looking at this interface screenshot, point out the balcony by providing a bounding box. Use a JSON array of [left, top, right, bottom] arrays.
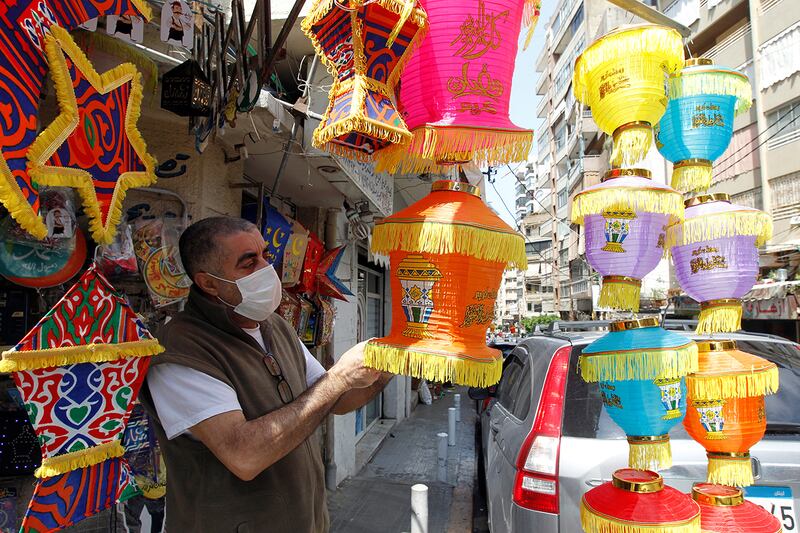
[[560, 278, 592, 300], [581, 109, 598, 140]]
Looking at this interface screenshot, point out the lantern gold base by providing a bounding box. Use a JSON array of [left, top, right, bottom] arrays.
[[628, 435, 672, 471], [363, 340, 503, 388], [707, 452, 754, 487], [611, 122, 652, 167], [580, 500, 701, 533], [697, 299, 742, 335], [671, 159, 713, 194], [599, 276, 642, 312]]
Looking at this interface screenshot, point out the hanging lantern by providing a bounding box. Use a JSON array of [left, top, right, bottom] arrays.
[[667, 194, 772, 334], [655, 58, 752, 193], [684, 340, 778, 487], [571, 168, 684, 312], [301, 0, 428, 161], [581, 469, 701, 533], [580, 318, 697, 470], [365, 179, 526, 387], [691, 483, 782, 533], [160, 59, 212, 117], [375, 0, 539, 174]]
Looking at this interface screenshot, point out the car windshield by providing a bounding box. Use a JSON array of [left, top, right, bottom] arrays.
[[562, 338, 800, 439]]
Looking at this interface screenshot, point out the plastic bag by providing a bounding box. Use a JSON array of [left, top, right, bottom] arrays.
[[95, 222, 138, 277], [418, 380, 433, 405]]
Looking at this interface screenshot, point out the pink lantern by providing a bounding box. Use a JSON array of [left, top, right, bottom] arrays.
[[572, 168, 684, 312], [667, 194, 772, 334], [375, 0, 540, 174]]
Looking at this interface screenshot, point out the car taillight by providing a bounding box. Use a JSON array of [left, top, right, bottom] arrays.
[[513, 345, 571, 514]]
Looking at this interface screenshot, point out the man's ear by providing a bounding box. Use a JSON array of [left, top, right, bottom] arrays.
[[193, 272, 220, 297]]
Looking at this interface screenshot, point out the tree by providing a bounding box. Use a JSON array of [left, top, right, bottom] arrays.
[[522, 314, 560, 332]]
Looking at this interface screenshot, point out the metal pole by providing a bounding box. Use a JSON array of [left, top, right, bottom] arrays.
[[437, 433, 448, 483], [448, 408, 457, 446], [454, 394, 461, 422], [748, 0, 772, 217], [410, 484, 429, 533]]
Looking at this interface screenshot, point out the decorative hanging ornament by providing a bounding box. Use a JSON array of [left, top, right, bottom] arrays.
[[571, 168, 684, 312], [691, 483, 782, 533], [375, 0, 539, 174], [684, 340, 778, 487], [26, 25, 158, 245], [0, 266, 163, 531], [317, 246, 355, 301], [581, 469, 701, 533], [301, 0, 428, 161], [667, 194, 772, 334], [580, 319, 697, 470], [655, 58, 752, 193], [365, 179, 526, 387], [0, 0, 153, 240], [573, 24, 685, 167]]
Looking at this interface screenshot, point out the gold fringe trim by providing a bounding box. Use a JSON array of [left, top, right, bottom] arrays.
[[364, 341, 503, 388], [688, 366, 779, 401], [581, 499, 701, 533], [707, 454, 754, 487], [374, 126, 533, 175], [696, 303, 742, 335], [580, 343, 699, 382], [671, 163, 713, 194], [572, 187, 684, 225], [612, 125, 653, 167], [130, 0, 154, 21], [600, 278, 642, 312], [28, 26, 158, 245], [0, 160, 47, 239], [371, 220, 527, 269], [666, 210, 773, 249], [74, 29, 159, 95], [35, 440, 126, 479], [669, 69, 752, 116], [574, 25, 685, 103], [313, 108, 412, 158], [0, 339, 164, 373], [629, 438, 672, 471]]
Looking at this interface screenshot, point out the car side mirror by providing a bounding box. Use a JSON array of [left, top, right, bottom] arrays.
[[468, 386, 491, 400]]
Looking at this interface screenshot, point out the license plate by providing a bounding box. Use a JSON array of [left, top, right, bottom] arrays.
[[745, 486, 797, 532]]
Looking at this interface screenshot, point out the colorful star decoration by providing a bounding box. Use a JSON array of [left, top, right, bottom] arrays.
[[317, 246, 355, 301], [26, 24, 156, 245], [0, 0, 153, 240]]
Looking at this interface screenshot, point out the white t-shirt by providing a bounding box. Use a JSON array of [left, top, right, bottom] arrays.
[[147, 327, 326, 440]]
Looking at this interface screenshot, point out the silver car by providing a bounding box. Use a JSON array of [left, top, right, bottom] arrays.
[[472, 322, 800, 533]]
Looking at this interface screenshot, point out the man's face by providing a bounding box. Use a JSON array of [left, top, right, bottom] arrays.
[[172, 3, 182, 15], [197, 228, 268, 306]]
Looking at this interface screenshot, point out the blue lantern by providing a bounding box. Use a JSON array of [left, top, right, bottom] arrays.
[[580, 318, 697, 470], [654, 58, 751, 193]]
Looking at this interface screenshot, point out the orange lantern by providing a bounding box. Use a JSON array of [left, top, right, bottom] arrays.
[[684, 340, 778, 487], [365, 179, 526, 387]]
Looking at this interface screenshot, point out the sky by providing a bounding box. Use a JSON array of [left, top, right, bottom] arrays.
[[485, 0, 557, 228]]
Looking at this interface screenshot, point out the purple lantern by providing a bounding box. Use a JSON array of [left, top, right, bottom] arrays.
[[667, 194, 772, 334], [572, 168, 684, 312]]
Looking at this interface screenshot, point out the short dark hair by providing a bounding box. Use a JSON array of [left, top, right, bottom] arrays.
[[179, 217, 258, 280]]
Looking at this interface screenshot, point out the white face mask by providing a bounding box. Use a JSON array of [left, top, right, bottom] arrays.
[[208, 265, 282, 322]]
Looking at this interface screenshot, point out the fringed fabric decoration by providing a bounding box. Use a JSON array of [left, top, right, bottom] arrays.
[[365, 180, 524, 388], [628, 436, 673, 471], [0, 0, 152, 241], [574, 25, 684, 167], [692, 484, 782, 533], [2, 266, 162, 531]]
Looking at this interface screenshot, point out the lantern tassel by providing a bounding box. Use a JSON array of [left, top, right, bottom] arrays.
[[628, 436, 672, 471], [697, 300, 743, 334], [671, 160, 713, 193], [611, 123, 653, 167], [688, 366, 779, 401], [707, 453, 754, 487], [34, 440, 126, 479], [665, 210, 773, 248], [599, 276, 642, 312], [571, 187, 684, 225], [668, 69, 753, 116], [0, 339, 164, 373], [579, 343, 699, 382], [581, 500, 701, 533], [364, 341, 503, 388], [371, 219, 527, 269]]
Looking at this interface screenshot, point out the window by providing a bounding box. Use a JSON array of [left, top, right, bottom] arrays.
[[526, 226, 533, 237], [767, 100, 800, 144], [534, 304, 543, 312], [526, 241, 551, 254], [770, 172, 800, 210], [356, 259, 385, 437], [731, 188, 763, 210], [527, 302, 533, 312], [557, 188, 568, 208], [496, 352, 532, 420]]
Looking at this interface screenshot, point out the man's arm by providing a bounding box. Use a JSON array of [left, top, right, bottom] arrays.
[[191, 342, 379, 481], [332, 373, 393, 415]]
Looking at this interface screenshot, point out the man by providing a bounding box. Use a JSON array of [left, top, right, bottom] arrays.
[[141, 217, 390, 532]]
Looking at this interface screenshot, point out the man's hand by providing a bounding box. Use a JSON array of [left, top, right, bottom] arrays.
[[329, 341, 382, 389]]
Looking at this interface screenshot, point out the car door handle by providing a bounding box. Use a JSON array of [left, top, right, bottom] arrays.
[[489, 418, 502, 435]]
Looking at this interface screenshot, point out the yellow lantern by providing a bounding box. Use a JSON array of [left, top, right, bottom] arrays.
[[573, 25, 685, 167]]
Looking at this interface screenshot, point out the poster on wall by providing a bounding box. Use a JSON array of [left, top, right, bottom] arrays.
[[106, 15, 145, 43], [80, 18, 98, 32], [160, 0, 193, 48]]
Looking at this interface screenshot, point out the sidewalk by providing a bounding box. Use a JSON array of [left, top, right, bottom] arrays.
[[328, 387, 477, 533]]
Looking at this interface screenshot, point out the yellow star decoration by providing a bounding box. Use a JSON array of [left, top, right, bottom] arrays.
[[27, 25, 157, 245]]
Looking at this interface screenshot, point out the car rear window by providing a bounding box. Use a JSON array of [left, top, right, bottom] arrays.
[[561, 339, 800, 439]]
